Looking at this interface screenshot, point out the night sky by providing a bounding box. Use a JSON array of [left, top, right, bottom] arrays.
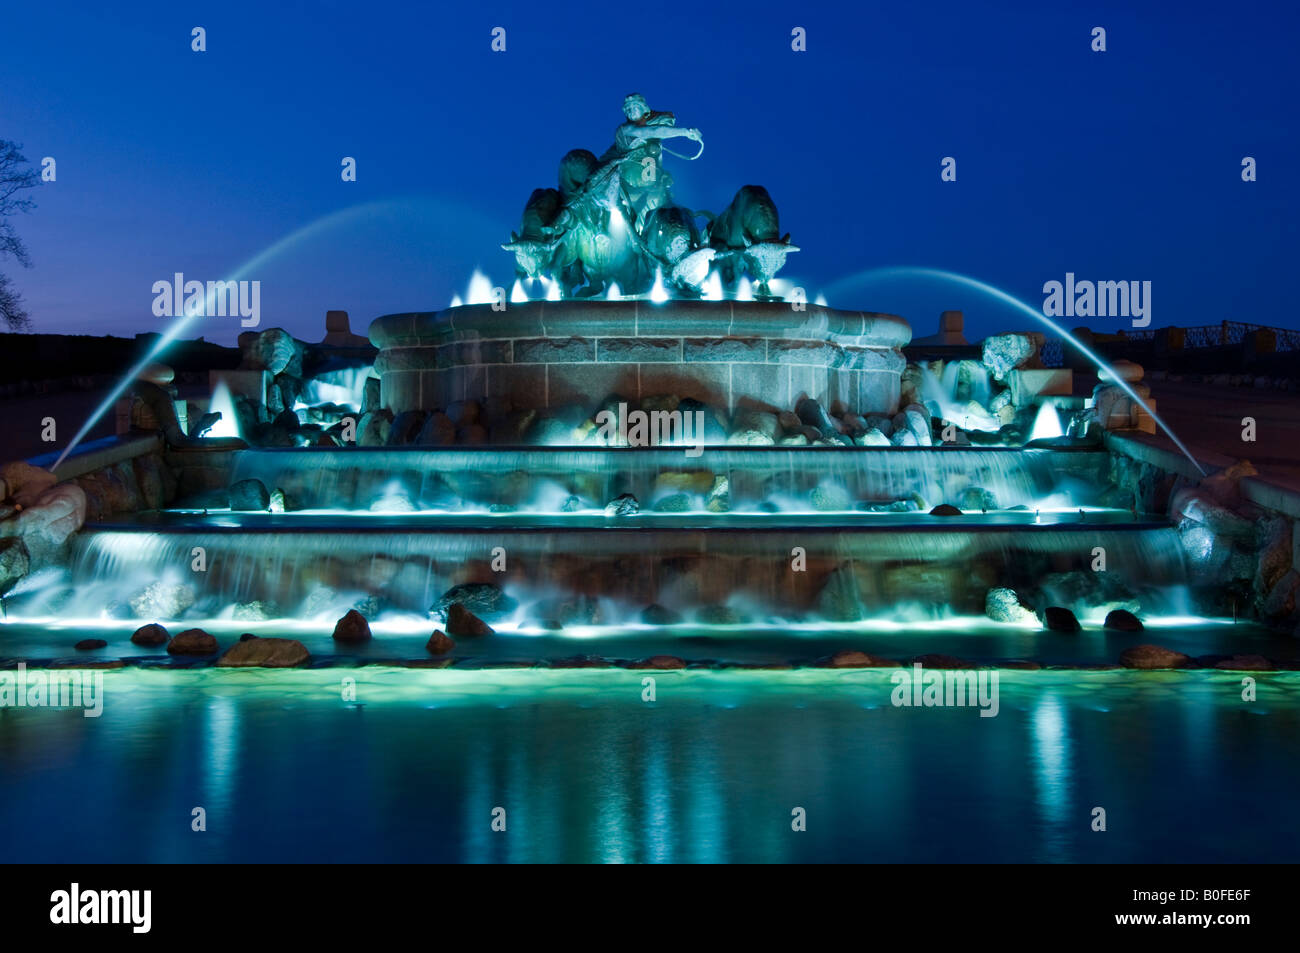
[[2, 0, 1296, 346]]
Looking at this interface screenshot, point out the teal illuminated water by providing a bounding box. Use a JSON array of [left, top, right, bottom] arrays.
[[1, 668, 1296, 862]]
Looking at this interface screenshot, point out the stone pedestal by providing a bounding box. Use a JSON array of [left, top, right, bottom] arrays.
[[369, 300, 911, 416]]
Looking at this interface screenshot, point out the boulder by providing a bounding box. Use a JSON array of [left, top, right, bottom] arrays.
[[984, 588, 1036, 624], [74, 638, 107, 651], [332, 608, 372, 643], [168, 628, 218, 655], [130, 623, 170, 646], [217, 637, 310, 667], [228, 478, 270, 511], [633, 655, 687, 670], [0, 538, 30, 596], [855, 428, 891, 447], [129, 581, 195, 619], [445, 602, 494, 637], [604, 493, 639, 517], [0, 461, 58, 507], [1041, 606, 1081, 632], [426, 630, 456, 655], [430, 582, 516, 620], [640, 603, 683, 625], [795, 396, 839, 436], [1119, 644, 1191, 669], [820, 649, 898, 668], [13, 483, 87, 560], [1103, 608, 1143, 632], [930, 504, 962, 516]]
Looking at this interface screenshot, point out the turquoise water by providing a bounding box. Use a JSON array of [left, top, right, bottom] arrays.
[[1, 668, 1296, 862]]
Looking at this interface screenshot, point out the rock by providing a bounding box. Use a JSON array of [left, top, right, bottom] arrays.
[[821, 650, 898, 668], [1103, 609, 1143, 632], [426, 630, 456, 655], [705, 475, 729, 513], [530, 595, 601, 626], [795, 396, 839, 435], [416, 411, 456, 446], [168, 628, 218, 655], [696, 604, 747, 625], [0, 538, 30, 596], [810, 482, 852, 512], [929, 504, 962, 516], [130, 623, 170, 646], [1099, 360, 1144, 384], [430, 582, 516, 620], [1260, 569, 1299, 622], [640, 603, 683, 625], [855, 428, 890, 447], [332, 608, 372, 643], [776, 411, 802, 434], [893, 407, 932, 445], [358, 410, 393, 446], [1042, 606, 1081, 632], [217, 637, 310, 667], [361, 377, 381, 414], [890, 428, 919, 446], [12, 483, 87, 560], [634, 655, 687, 670], [984, 588, 1036, 624], [604, 493, 639, 517], [445, 602, 494, 637], [1213, 655, 1274, 671], [232, 600, 279, 621], [816, 565, 867, 621], [1172, 489, 1256, 541], [981, 333, 1040, 381], [74, 638, 107, 651], [957, 487, 997, 511], [0, 462, 58, 507], [727, 409, 779, 445], [228, 478, 270, 511], [653, 492, 694, 513], [1119, 644, 1191, 669], [1254, 517, 1292, 597], [129, 582, 195, 619], [387, 410, 427, 445]]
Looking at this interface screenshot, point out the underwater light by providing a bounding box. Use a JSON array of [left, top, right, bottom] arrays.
[[466, 269, 495, 305], [650, 269, 669, 303], [701, 270, 723, 301], [205, 380, 242, 439], [510, 280, 529, 303], [1029, 403, 1064, 442]]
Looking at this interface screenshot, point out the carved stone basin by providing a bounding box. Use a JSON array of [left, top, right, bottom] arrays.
[[369, 300, 911, 415]]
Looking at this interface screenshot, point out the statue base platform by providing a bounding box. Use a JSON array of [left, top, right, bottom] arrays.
[[369, 300, 910, 416]]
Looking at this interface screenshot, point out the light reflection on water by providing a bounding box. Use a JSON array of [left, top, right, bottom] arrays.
[[0, 668, 1296, 863]]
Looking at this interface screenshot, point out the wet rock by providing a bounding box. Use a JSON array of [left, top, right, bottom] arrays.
[[705, 475, 729, 513], [957, 487, 997, 511], [358, 410, 393, 446], [1254, 517, 1293, 598], [810, 482, 852, 512], [332, 608, 372, 643], [855, 428, 891, 447], [131, 623, 170, 646], [129, 582, 195, 619], [695, 604, 748, 625], [1260, 569, 1299, 623], [426, 630, 456, 655], [984, 587, 1036, 624], [777, 433, 809, 446], [444, 605, 488, 634], [1041, 606, 1081, 632], [653, 492, 693, 513], [1213, 654, 1274, 671], [361, 377, 381, 415], [430, 582, 516, 620], [795, 396, 839, 435], [11, 483, 87, 560], [890, 428, 919, 447], [653, 471, 715, 495], [168, 628, 218, 655], [416, 411, 456, 446], [217, 637, 310, 667], [268, 487, 300, 513], [1034, 570, 1140, 616], [238, 632, 258, 642], [232, 600, 279, 622], [633, 655, 687, 670], [1119, 644, 1190, 669], [929, 504, 962, 516], [74, 638, 107, 651], [821, 650, 898, 668], [728, 409, 779, 445], [604, 493, 639, 517], [560, 495, 584, 513], [0, 538, 30, 596], [776, 410, 802, 434], [1103, 608, 1143, 632], [387, 410, 426, 445], [640, 603, 683, 625], [816, 565, 867, 622]]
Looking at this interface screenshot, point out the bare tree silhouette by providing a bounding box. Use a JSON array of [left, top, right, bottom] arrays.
[[0, 141, 41, 329]]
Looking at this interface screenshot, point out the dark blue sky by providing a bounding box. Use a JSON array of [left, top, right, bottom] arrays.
[[2, 0, 1296, 345]]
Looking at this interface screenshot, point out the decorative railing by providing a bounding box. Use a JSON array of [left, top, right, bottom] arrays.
[[1107, 321, 1300, 351]]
